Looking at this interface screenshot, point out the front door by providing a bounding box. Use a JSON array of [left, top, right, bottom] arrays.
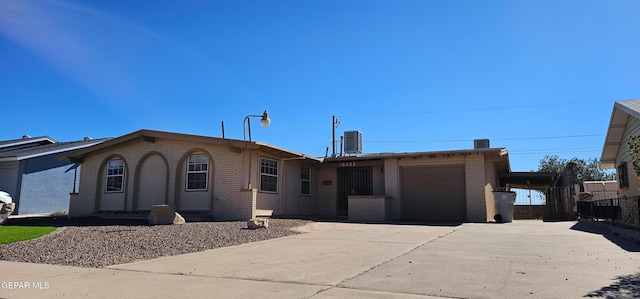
[[337, 167, 373, 217]]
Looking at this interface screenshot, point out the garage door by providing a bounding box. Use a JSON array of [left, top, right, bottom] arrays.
[[401, 165, 466, 221]]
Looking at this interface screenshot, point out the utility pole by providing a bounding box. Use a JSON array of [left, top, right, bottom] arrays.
[[332, 115, 340, 157]]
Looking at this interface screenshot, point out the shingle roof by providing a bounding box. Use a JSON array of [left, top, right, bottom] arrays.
[[64, 129, 322, 163], [0, 136, 57, 152], [0, 138, 110, 161]]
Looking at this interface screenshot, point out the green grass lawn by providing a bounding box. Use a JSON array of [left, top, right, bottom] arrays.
[[0, 226, 56, 244]]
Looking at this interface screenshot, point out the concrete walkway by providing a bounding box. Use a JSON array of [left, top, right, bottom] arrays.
[[1, 220, 639, 298]]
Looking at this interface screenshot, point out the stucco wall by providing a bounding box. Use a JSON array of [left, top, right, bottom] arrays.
[[280, 160, 319, 216], [0, 161, 19, 207], [16, 155, 77, 215], [484, 158, 498, 221], [317, 166, 337, 217]]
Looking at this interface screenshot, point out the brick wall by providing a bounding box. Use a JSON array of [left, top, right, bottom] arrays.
[[214, 188, 256, 221], [348, 195, 391, 222], [465, 154, 486, 222], [69, 138, 248, 220], [384, 159, 400, 220]]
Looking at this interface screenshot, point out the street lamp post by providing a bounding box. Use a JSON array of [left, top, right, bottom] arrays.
[[243, 110, 271, 189]]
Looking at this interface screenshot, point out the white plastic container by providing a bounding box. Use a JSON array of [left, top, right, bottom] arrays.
[[0, 191, 12, 204], [493, 191, 516, 222]]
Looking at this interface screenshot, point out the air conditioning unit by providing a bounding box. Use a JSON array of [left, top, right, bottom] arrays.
[[474, 139, 490, 149], [344, 131, 363, 155]]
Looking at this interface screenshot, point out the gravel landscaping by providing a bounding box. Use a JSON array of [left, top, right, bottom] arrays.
[[0, 218, 310, 268]]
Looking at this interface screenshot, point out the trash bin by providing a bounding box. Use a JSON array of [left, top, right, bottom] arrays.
[[492, 191, 516, 223]]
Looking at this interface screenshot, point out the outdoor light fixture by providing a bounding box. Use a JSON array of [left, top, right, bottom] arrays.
[[260, 110, 271, 127], [243, 110, 271, 189], [243, 110, 271, 142]]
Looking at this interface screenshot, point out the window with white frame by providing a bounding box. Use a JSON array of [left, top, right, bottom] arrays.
[[106, 159, 124, 192], [187, 154, 209, 191], [301, 166, 311, 195], [260, 158, 278, 192]]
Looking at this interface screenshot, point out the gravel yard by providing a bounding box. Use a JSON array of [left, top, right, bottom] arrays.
[[0, 218, 310, 268]]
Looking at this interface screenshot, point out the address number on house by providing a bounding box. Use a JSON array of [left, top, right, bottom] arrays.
[[339, 162, 356, 167]]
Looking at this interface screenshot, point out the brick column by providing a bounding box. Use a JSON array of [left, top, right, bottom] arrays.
[[384, 159, 401, 220], [465, 154, 486, 222], [213, 188, 256, 221]]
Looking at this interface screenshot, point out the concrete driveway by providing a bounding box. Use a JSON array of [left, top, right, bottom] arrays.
[[1, 220, 639, 298]]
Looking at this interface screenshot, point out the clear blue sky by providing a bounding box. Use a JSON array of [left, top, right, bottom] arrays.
[[2, 0, 639, 172]]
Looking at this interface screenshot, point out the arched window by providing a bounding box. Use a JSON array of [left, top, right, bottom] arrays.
[[106, 159, 125, 192], [187, 154, 209, 191]]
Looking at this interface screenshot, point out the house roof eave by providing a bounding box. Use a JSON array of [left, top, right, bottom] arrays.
[[324, 148, 509, 162], [64, 129, 315, 162]]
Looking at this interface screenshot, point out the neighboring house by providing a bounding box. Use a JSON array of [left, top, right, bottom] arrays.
[[583, 181, 618, 200], [601, 99, 640, 197], [599, 99, 640, 228], [0, 135, 108, 215], [65, 129, 511, 222]]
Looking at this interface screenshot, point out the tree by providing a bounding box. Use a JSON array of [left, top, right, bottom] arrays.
[[536, 155, 615, 183], [627, 135, 640, 176]]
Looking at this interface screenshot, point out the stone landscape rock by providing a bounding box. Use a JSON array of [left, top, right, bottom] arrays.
[[148, 205, 185, 225], [247, 218, 269, 229]]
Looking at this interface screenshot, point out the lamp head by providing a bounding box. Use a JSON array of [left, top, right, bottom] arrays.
[[260, 110, 271, 126]]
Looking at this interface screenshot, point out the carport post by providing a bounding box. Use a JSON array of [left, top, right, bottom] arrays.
[[610, 198, 615, 226], [637, 196, 640, 226]]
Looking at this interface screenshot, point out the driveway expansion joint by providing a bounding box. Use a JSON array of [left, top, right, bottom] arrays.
[[310, 224, 468, 297]]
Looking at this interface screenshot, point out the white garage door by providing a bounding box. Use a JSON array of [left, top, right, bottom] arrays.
[[401, 165, 466, 221]]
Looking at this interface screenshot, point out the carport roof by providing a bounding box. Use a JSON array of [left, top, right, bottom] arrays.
[[601, 100, 640, 169], [498, 172, 558, 189]]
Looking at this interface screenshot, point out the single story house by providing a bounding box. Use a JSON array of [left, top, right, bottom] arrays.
[[65, 130, 322, 221], [601, 99, 640, 196], [0, 135, 107, 214], [598, 99, 640, 228], [65, 129, 511, 222]]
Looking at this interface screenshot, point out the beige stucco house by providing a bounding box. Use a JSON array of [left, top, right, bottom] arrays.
[[66, 129, 511, 222]]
